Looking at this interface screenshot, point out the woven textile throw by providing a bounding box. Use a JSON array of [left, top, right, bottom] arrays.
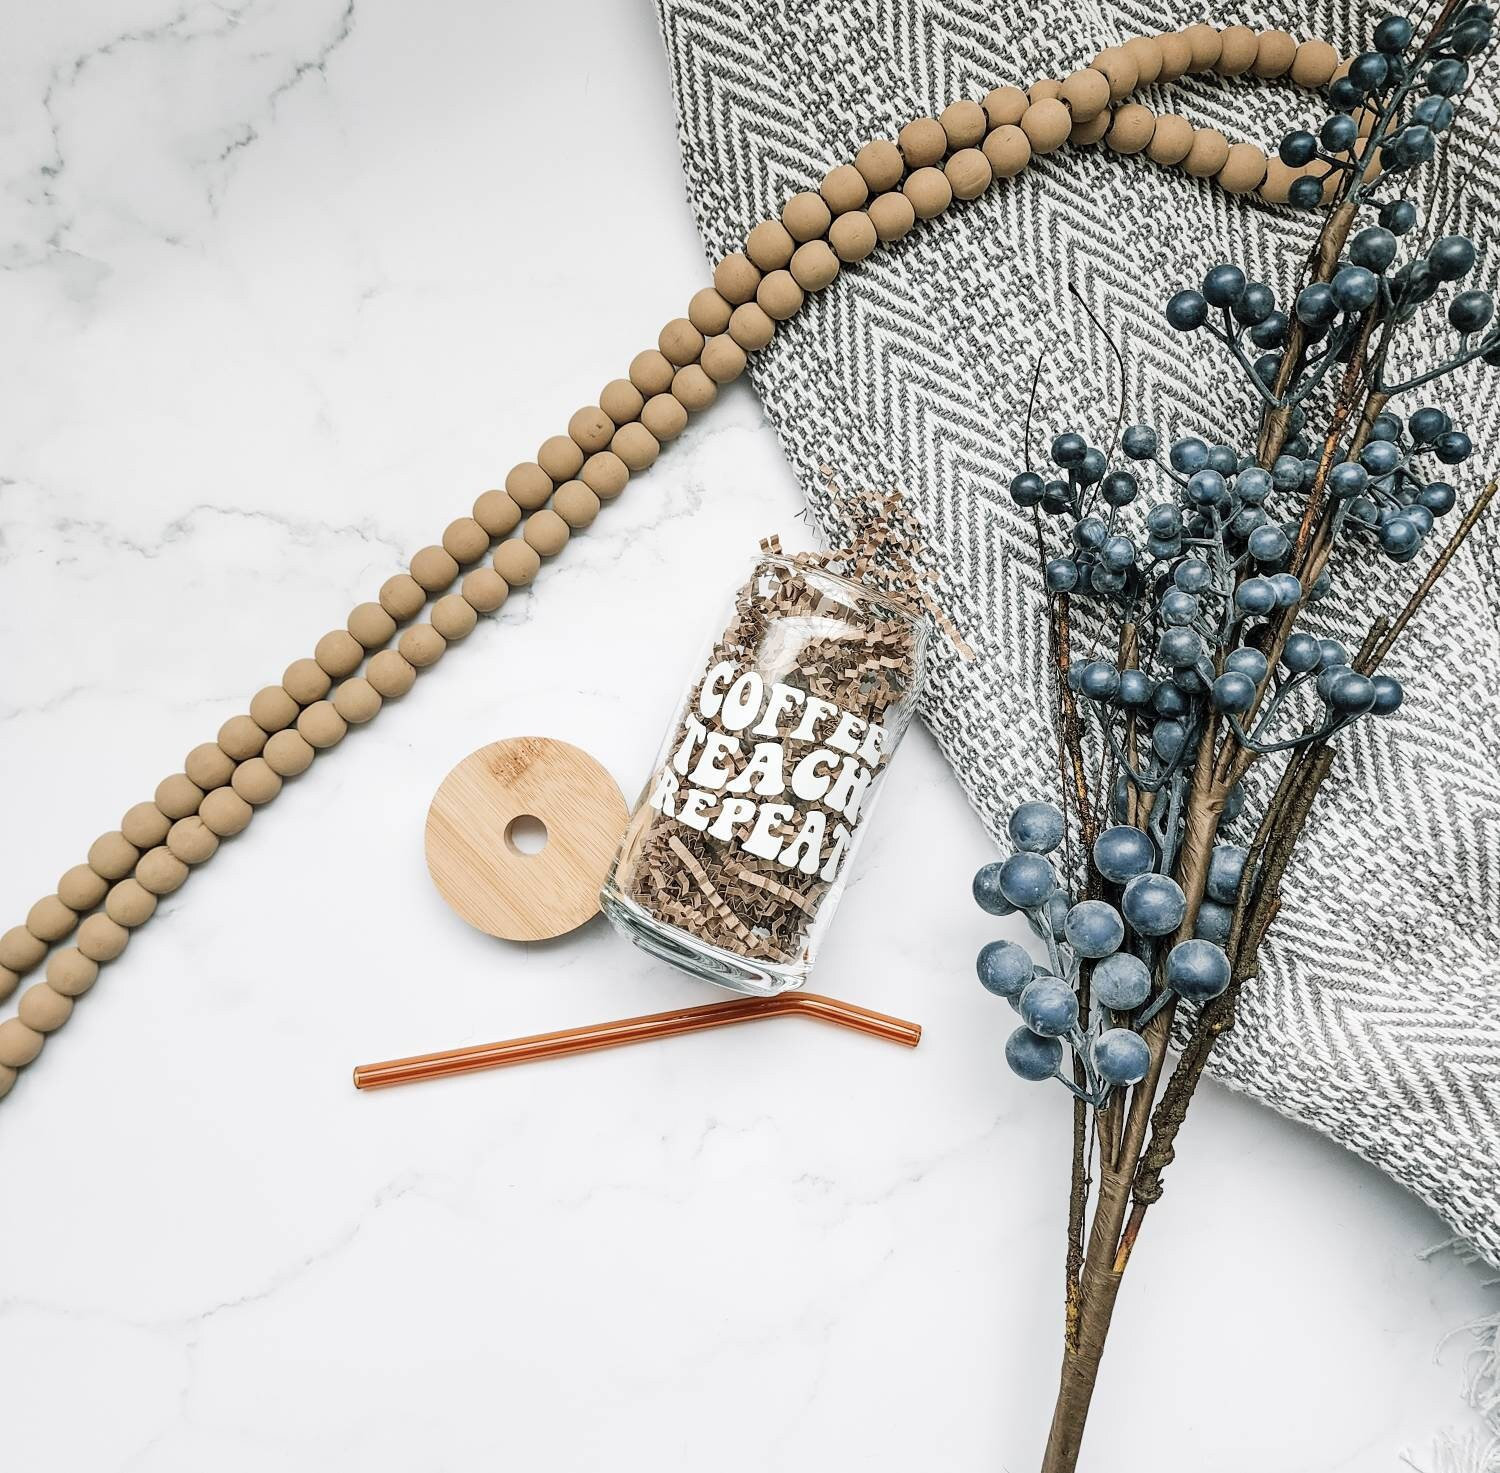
[[655, 0, 1500, 1263]]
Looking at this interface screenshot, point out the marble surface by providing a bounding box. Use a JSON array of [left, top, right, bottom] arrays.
[[0, 3, 1494, 1470]]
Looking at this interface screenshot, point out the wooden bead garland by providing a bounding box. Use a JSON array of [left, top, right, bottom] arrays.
[[0, 23, 1352, 1096]]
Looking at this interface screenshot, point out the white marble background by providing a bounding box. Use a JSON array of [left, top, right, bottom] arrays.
[[0, 3, 1494, 1469]]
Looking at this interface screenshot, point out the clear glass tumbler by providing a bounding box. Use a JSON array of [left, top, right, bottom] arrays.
[[602, 551, 926, 995]]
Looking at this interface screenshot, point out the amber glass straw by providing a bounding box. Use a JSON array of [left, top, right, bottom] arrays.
[[353, 993, 921, 1091]]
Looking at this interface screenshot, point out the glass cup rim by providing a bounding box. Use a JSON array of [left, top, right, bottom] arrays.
[[757, 552, 931, 638]]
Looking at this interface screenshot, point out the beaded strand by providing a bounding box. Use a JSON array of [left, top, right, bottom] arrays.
[[0, 24, 1347, 1097]]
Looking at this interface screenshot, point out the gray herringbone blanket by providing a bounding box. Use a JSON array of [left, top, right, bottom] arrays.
[[656, 1, 1500, 1264]]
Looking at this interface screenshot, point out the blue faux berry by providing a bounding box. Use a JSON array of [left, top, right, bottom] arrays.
[[1233, 282, 1275, 325], [1237, 466, 1272, 503], [1408, 407, 1449, 443], [1093, 825, 1155, 883], [1100, 534, 1136, 571], [977, 939, 1034, 997], [1380, 198, 1418, 234], [1008, 800, 1065, 855], [1248, 525, 1290, 563], [972, 862, 1016, 916], [1151, 722, 1187, 764], [1296, 282, 1338, 326], [1436, 430, 1473, 464], [998, 851, 1057, 909], [1187, 468, 1227, 506], [1201, 264, 1246, 308], [1288, 175, 1325, 209], [1166, 290, 1210, 331], [1122, 873, 1188, 937], [1234, 577, 1277, 616], [1426, 58, 1468, 96], [1006, 1026, 1063, 1081], [1051, 431, 1088, 467], [1449, 290, 1495, 333], [1146, 503, 1183, 537], [1165, 939, 1232, 1002], [1064, 900, 1125, 959], [1122, 423, 1157, 460], [1225, 648, 1268, 682], [1173, 558, 1212, 593], [1211, 671, 1255, 713], [1205, 843, 1247, 904], [1091, 952, 1151, 1010], [1019, 977, 1079, 1037], [1169, 436, 1210, 473], [1093, 1027, 1150, 1085], [1418, 480, 1456, 514], [1279, 130, 1317, 166], [1372, 674, 1404, 714], [1152, 682, 1188, 719], [1160, 589, 1198, 626], [1101, 470, 1139, 507], [1079, 660, 1122, 702], [1281, 633, 1320, 672], [1270, 572, 1303, 607], [1348, 51, 1389, 92], [1117, 669, 1152, 707], [1413, 95, 1456, 131], [1375, 14, 1413, 50], [1320, 113, 1358, 152], [1194, 899, 1233, 946], [1332, 265, 1379, 312], [1328, 669, 1377, 713], [1160, 627, 1203, 668], [1046, 557, 1080, 592], [1360, 439, 1401, 476], [1010, 471, 1045, 507], [1430, 235, 1477, 281]]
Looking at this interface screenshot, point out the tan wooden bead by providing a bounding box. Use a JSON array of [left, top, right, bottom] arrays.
[[493, 539, 541, 587], [461, 566, 510, 612], [1021, 99, 1072, 154], [1253, 29, 1297, 78], [983, 86, 1028, 128], [314, 629, 363, 680], [745, 219, 796, 271], [232, 755, 284, 802], [297, 699, 349, 748], [505, 462, 553, 512], [553, 482, 601, 530], [1292, 39, 1340, 88], [522, 510, 570, 559], [568, 405, 614, 453], [77, 912, 130, 962], [701, 335, 748, 384], [1147, 114, 1195, 165], [0, 926, 46, 972], [1072, 110, 1111, 145], [868, 190, 916, 241], [1183, 22, 1223, 70], [628, 349, 676, 397], [366, 646, 419, 701], [1259, 158, 1299, 205], [155, 774, 205, 822], [642, 391, 691, 439], [1156, 31, 1193, 81], [1215, 25, 1258, 75], [0, 1063, 14, 1098], [105, 879, 157, 928], [538, 434, 585, 481], [183, 742, 232, 792], [757, 269, 804, 320], [46, 948, 99, 998], [688, 288, 733, 336], [0, 1019, 44, 1068], [18, 984, 72, 1033], [820, 163, 869, 215], [1107, 104, 1156, 155], [581, 450, 630, 498], [121, 801, 171, 850], [27, 895, 76, 943], [282, 656, 332, 704], [135, 846, 188, 896], [263, 728, 316, 776], [672, 363, 718, 412], [472, 490, 523, 538], [829, 210, 878, 262], [904, 165, 952, 218], [249, 683, 300, 732], [984, 124, 1032, 178], [1219, 142, 1268, 194], [855, 139, 904, 192], [0, 966, 14, 1004], [1091, 47, 1139, 100], [1184, 128, 1231, 178], [200, 785, 253, 836], [781, 190, 831, 242], [166, 816, 218, 865], [1123, 36, 1164, 85], [898, 116, 947, 169], [57, 863, 108, 912], [659, 317, 705, 367], [1030, 78, 1063, 103], [410, 544, 460, 592], [727, 302, 775, 352], [945, 147, 992, 200], [442, 516, 489, 565], [88, 831, 140, 881], [940, 99, 987, 149], [423, 598, 474, 648], [790, 239, 839, 290], [612, 421, 660, 471], [378, 574, 426, 622], [219, 714, 268, 761], [713, 253, 761, 306], [1059, 68, 1111, 122], [600, 378, 645, 425]]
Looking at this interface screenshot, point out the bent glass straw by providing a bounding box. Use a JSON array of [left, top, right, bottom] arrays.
[[353, 993, 920, 1091]]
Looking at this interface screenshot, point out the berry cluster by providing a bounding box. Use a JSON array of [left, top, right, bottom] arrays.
[[972, 801, 1243, 1097]]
